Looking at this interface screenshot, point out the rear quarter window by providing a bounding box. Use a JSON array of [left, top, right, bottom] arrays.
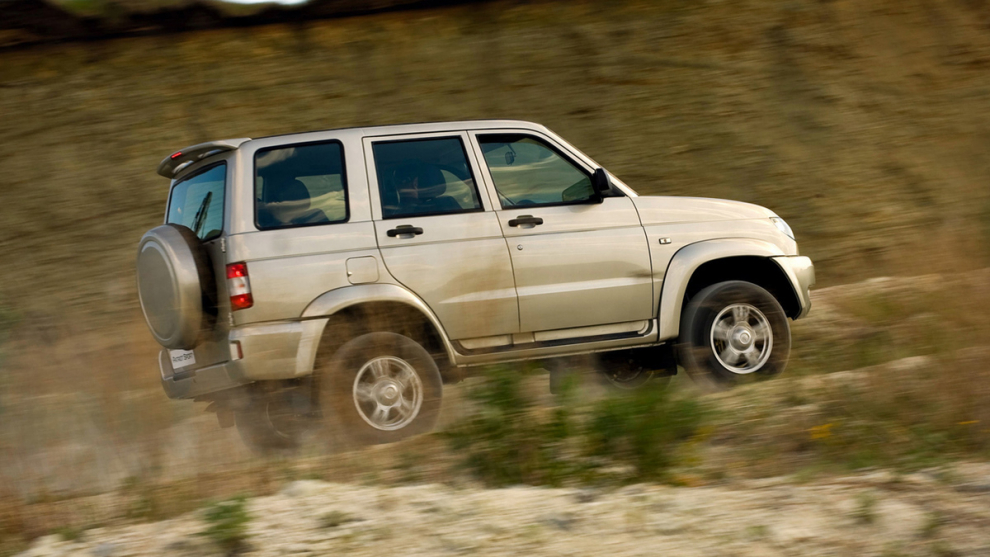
[[254, 141, 348, 230], [167, 162, 226, 241]]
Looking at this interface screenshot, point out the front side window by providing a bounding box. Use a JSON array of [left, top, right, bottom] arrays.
[[167, 162, 226, 241], [372, 137, 483, 219], [478, 134, 594, 208], [255, 141, 348, 230]]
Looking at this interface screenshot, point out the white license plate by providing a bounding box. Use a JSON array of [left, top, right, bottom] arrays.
[[169, 349, 196, 369]]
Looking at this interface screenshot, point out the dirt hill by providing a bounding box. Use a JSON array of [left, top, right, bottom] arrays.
[[2, 0, 989, 326]]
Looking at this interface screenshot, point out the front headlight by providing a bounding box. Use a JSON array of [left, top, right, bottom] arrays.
[[771, 217, 795, 240]]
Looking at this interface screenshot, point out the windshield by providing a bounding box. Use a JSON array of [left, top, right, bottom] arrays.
[[167, 163, 226, 241]]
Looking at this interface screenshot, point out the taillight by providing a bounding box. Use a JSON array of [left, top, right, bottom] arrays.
[[226, 262, 253, 311]]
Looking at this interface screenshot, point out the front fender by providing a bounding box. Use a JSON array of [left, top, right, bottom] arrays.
[[299, 283, 456, 367], [657, 238, 786, 341]]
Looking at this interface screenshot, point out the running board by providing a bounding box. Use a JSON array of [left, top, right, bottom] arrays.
[[453, 320, 654, 356]]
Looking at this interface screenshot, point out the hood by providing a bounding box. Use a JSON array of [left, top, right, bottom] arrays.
[[630, 196, 776, 225]]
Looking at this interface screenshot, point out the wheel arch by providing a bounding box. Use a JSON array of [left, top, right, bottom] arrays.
[[298, 283, 456, 379], [657, 239, 800, 341]]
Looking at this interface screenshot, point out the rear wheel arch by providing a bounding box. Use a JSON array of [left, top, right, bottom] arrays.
[[302, 285, 455, 384], [316, 302, 449, 371]]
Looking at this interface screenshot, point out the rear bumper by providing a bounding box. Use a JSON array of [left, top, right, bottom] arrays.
[[771, 255, 815, 319], [159, 318, 329, 399]]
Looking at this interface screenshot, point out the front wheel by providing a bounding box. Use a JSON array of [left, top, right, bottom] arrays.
[[677, 281, 790, 389], [321, 332, 442, 446]]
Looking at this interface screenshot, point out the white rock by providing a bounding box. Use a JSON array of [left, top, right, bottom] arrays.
[[280, 480, 332, 498]]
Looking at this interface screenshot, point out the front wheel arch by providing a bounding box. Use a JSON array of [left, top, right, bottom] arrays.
[[657, 239, 799, 340]]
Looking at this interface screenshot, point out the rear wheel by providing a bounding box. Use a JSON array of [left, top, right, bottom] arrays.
[[234, 390, 312, 454], [677, 280, 790, 389], [322, 332, 442, 446]]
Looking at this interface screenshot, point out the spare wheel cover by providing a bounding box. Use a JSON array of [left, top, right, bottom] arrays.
[[136, 224, 213, 349]]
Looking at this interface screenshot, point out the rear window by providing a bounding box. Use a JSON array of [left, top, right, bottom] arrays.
[[254, 141, 348, 230], [167, 162, 226, 241]]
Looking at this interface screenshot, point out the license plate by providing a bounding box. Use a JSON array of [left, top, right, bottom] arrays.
[[169, 349, 196, 369]]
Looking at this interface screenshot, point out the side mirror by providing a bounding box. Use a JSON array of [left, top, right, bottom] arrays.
[[591, 168, 611, 202]]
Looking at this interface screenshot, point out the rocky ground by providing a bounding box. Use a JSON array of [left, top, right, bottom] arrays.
[[15, 464, 990, 557]]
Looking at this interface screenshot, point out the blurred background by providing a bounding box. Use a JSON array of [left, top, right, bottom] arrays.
[[1, 0, 989, 554]]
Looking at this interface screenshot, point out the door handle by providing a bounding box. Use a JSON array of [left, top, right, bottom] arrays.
[[386, 225, 424, 237], [507, 215, 544, 227]]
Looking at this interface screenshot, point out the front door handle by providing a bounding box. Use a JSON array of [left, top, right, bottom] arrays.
[[386, 225, 424, 237], [507, 215, 544, 227]]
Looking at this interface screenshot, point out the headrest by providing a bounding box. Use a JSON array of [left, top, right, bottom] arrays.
[[393, 163, 446, 200], [270, 179, 312, 209]]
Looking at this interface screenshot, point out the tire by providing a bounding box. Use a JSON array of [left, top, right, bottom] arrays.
[[597, 346, 676, 392], [321, 332, 442, 446], [677, 281, 790, 389], [233, 390, 313, 455], [136, 224, 216, 349], [546, 348, 673, 395]]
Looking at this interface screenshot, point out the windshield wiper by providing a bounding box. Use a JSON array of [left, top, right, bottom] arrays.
[[191, 191, 212, 238]]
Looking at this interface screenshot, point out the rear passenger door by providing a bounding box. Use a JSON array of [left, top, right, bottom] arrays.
[[364, 132, 519, 341]]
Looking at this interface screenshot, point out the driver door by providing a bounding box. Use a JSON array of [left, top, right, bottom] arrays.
[[468, 130, 654, 334]]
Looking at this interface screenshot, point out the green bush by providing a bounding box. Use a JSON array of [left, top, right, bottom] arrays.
[[442, 366, 706, 486], [585, 386, 706, 481], [441, 366, 581, 487], [199, 496, 251, 555]]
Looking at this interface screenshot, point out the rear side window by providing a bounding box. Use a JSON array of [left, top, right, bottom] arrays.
[[372, 137, 483, 219], [255, 141, 348, 230], [167, 162, 226, 241]]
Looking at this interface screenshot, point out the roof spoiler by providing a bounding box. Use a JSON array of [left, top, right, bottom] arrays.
[[157, 138, 251, 178]]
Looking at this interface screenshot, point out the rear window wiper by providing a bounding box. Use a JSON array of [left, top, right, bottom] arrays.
[[191, 191, 212, 238]]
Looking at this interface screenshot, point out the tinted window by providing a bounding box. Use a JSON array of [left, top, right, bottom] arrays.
[[478, 134, 594, 208], [255, 141, 348, 230], [167, 163, 226, 241], [372, 137, 483, 219]]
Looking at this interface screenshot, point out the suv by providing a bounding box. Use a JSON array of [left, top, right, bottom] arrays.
[[137, 120, 814, 451]]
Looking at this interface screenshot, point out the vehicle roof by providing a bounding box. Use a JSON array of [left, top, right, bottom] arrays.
[[255, 119, 549, 142], [161, 120, 549, 179]]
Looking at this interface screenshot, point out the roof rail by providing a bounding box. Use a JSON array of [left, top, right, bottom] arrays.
[[156, 138, 251, 178]]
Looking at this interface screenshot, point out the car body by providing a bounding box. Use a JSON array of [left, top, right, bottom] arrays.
[[137, 119, 814, 450]]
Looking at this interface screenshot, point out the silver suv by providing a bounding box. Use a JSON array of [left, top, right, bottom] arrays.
[[137, 120, 814, 451]]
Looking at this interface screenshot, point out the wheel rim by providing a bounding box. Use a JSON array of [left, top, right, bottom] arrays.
[[353, 356, 423, 431], [710, 303, 773, 374]]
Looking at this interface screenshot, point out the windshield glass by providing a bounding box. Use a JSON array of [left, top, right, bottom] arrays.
[[167, 163, 226, 241]]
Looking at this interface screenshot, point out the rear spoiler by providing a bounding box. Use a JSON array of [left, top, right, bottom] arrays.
[[157, 138, 251, 178]]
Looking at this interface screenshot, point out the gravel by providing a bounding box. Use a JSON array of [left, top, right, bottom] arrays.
[[16, 469, 990, 557]]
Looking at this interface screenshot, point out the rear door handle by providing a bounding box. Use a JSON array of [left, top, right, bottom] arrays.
[[507, 215, 544, 227], [386, 225, 424, 237]]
